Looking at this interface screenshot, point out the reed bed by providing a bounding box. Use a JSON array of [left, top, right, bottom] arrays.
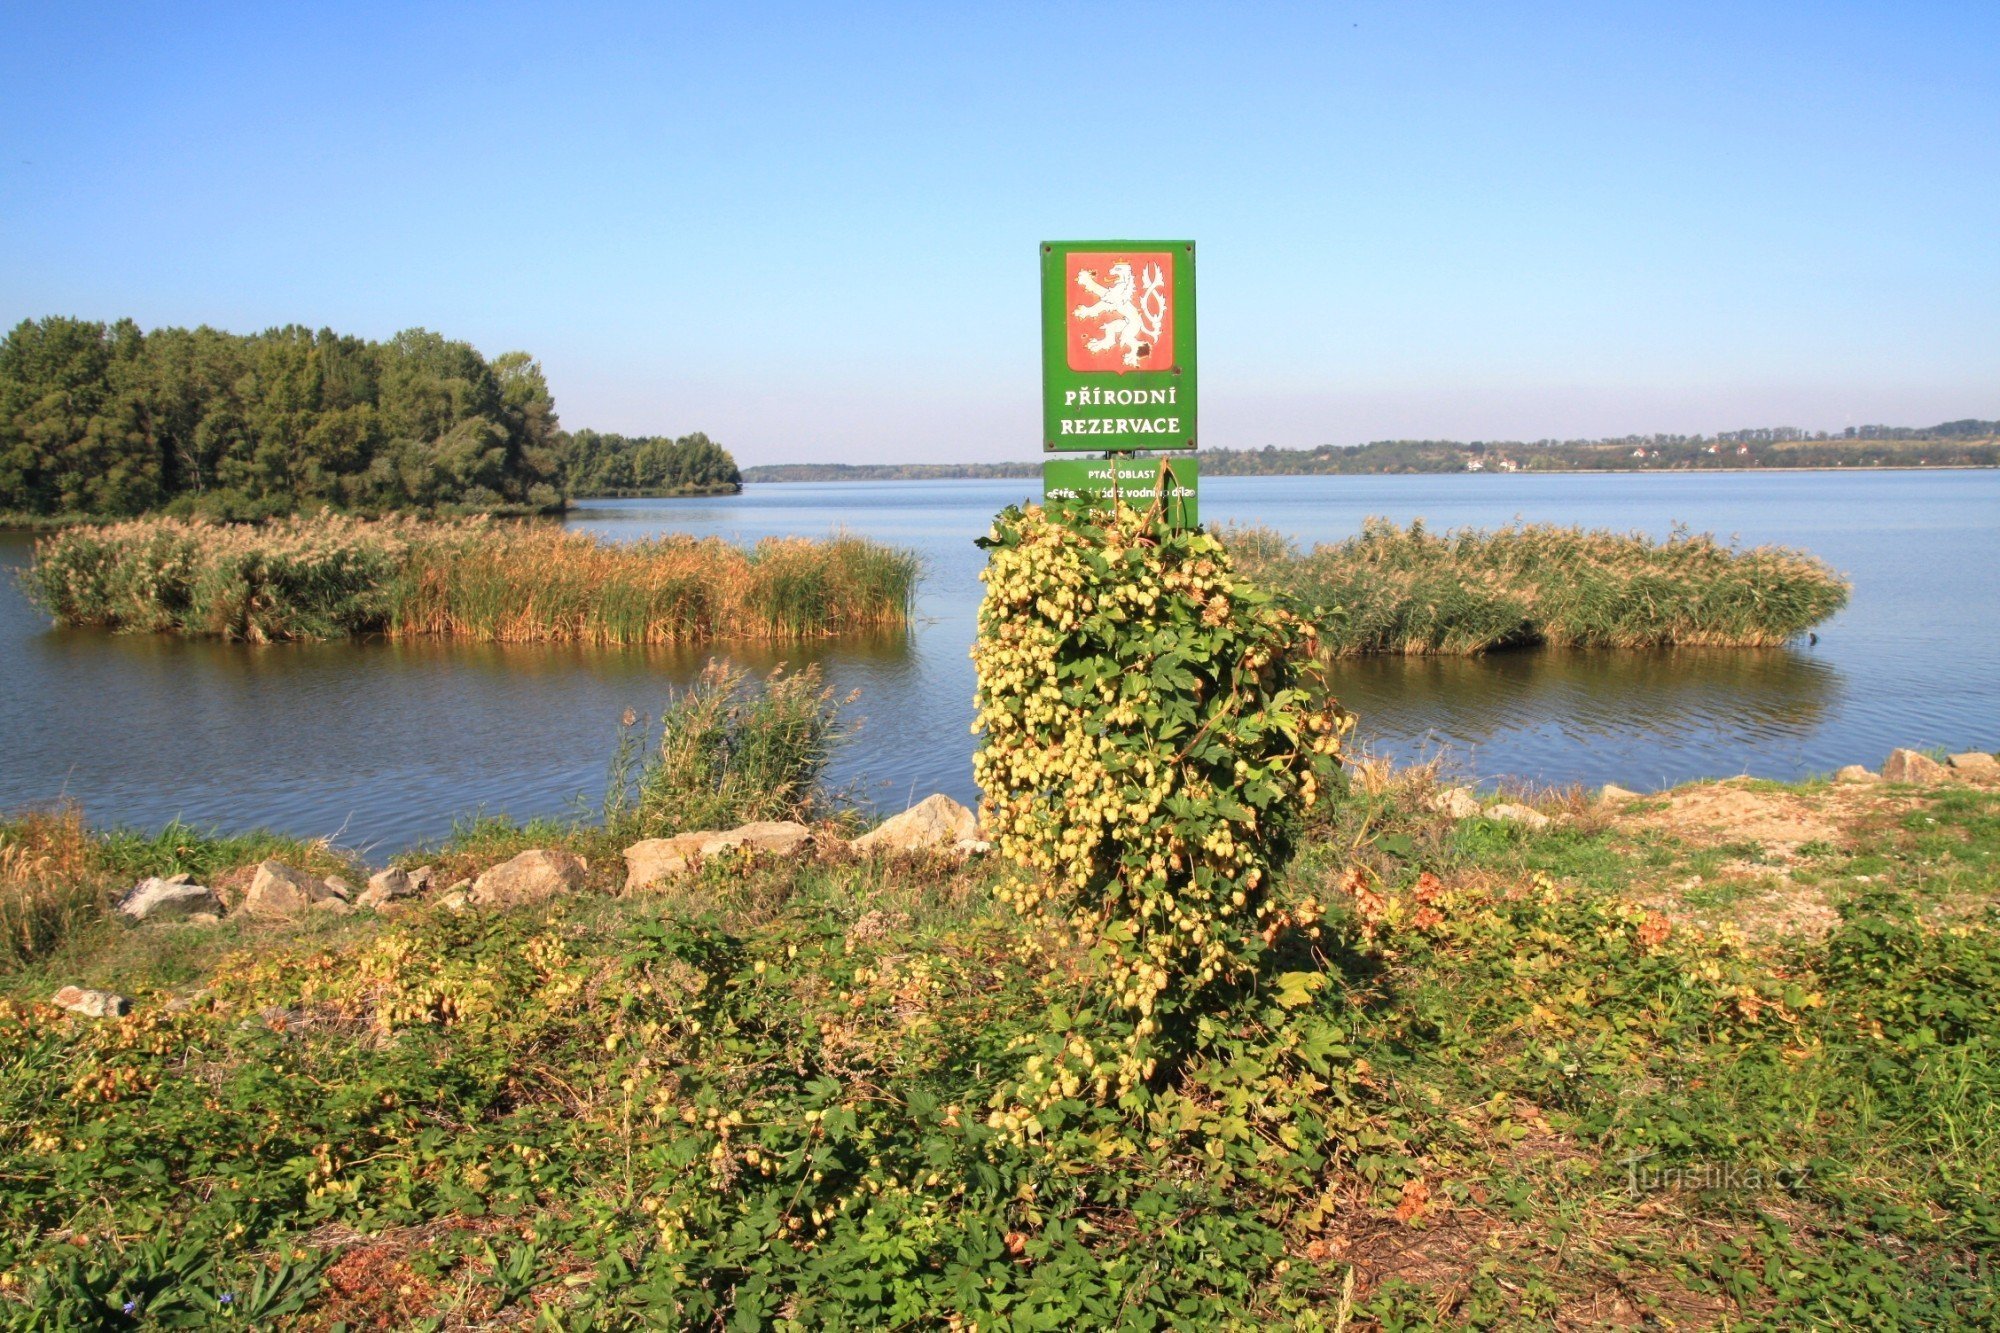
[[22, 515, 916, 645], [1226, 517, 1850, 656]]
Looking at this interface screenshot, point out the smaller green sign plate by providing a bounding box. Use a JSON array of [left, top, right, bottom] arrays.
[[1043, 456, 1199, 528]]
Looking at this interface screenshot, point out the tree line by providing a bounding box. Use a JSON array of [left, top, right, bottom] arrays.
[[562, 429, 741, 497], [0, 316, 741, 520]]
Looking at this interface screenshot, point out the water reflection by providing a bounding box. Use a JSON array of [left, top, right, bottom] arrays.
[[3, 578, 928, 852], [1339, 645, 1842, 787]]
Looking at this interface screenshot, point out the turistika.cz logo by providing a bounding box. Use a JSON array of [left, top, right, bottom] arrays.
[[1066, 251, 1174, 372]]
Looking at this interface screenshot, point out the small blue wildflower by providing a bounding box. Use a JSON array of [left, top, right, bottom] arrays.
[[122, 1301, 136, 1315], [219, 1292, 235, 1305]]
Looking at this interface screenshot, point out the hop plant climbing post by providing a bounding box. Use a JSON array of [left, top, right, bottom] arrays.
[[970, 504, 1353, 1116]]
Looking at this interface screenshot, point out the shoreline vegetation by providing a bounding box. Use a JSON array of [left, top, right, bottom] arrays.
[[4, 740, 1998, 1324], [21, 515, 915, 644], [740, 419, 1999, 483], [1236, 518, 1849, 656], [18, 513, 1843, 656]]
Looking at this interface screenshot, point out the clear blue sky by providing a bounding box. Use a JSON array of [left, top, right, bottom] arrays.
[[3, 1, 1994, 465]]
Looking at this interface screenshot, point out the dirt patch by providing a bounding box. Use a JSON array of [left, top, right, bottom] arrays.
[[1629, 781, 1840, 851], [1641, 875, 1843, 941]]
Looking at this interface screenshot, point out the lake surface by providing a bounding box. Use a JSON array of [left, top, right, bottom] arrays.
[[3, 470, 1995, 855]]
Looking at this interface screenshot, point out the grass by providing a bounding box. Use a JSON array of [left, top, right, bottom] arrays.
[[19, 515, 917, 644], [3, 764, 1999, 1326], [1226, 517, 1851, 656], [0, 807, 354, 988], [603, 660, 849, 839]]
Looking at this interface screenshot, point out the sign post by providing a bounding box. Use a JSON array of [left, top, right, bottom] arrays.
[[1040, 240, 1197, 525]]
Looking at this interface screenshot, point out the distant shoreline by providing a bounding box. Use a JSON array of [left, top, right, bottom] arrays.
[[740, 461, 1999, 485]]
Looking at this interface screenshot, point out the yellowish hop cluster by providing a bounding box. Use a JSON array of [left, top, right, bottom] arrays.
[[971, 502, 1352, 1105]]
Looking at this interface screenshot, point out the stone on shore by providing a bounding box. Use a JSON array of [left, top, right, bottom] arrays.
[[697, 821, 812, 859], [358, 867, 413, 909], [1596, 784, 1641, 803], [623, 834, 708, 891], [852, 795, 979, 857], [1835, 764, 1881, 784], [468, 849, 588, 907], [242, 860, 343, 916], [1487, 803, 1552, 831], [623, 821, 815, 891], [118, 876, 223, 922], [1882, 749, 1949, 784], [1428, 787, 1483, 820], [1948, 752, 1999, 774], [53, 985, 130, 1018]]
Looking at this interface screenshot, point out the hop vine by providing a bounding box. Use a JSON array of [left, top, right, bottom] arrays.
[[971, 500, 1352, 1114]]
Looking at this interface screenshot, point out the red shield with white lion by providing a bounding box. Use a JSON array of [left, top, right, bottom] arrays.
[[1066, 251, 1174, 373]]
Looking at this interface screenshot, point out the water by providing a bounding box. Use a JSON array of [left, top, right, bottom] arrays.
[[2, 470, 1995, 853]]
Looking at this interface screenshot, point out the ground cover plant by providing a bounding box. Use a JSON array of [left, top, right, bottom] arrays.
[[20, 515, 917, 644], [3, 765, 1999, 1327], [1228, 518, 1850, 656]]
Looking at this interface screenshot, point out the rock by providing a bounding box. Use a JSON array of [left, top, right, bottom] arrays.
[[165, 988, 212, 1013], [1883, 749, 1950, 784], [322, 875, 355, 901], [118, 876, 223, 922], [1835, 764, 1881, 784], [188, 912, 221, 924], [852, 795, 980, 856], [953, 838, 992, 857], [624, 834, 709, 892], [162, 871, 194, 886], [623, 821, 815, 891], [698, 821, 813, 859], [312, 896, 352, 915], [358, 867, 413, 909], [468, 849, 587, 907], [1948, 752, 1999, 774], [439, 885, 471, 911], [241, 860, 341, 917], [1487, 803, 1552, 831], [1596, 784, 1641, 803], [52, 986, 130, 1018], [1428, 787, 1483, 820], [406, 865, 435, 894]]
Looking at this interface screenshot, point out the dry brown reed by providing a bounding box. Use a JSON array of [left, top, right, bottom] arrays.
[[0, 808, 104, 969], [24, 516, 916, 645]]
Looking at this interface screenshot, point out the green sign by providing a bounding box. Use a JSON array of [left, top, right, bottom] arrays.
[[1041, 240, 1196, 453], [1043, 456, 1198, 527]]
